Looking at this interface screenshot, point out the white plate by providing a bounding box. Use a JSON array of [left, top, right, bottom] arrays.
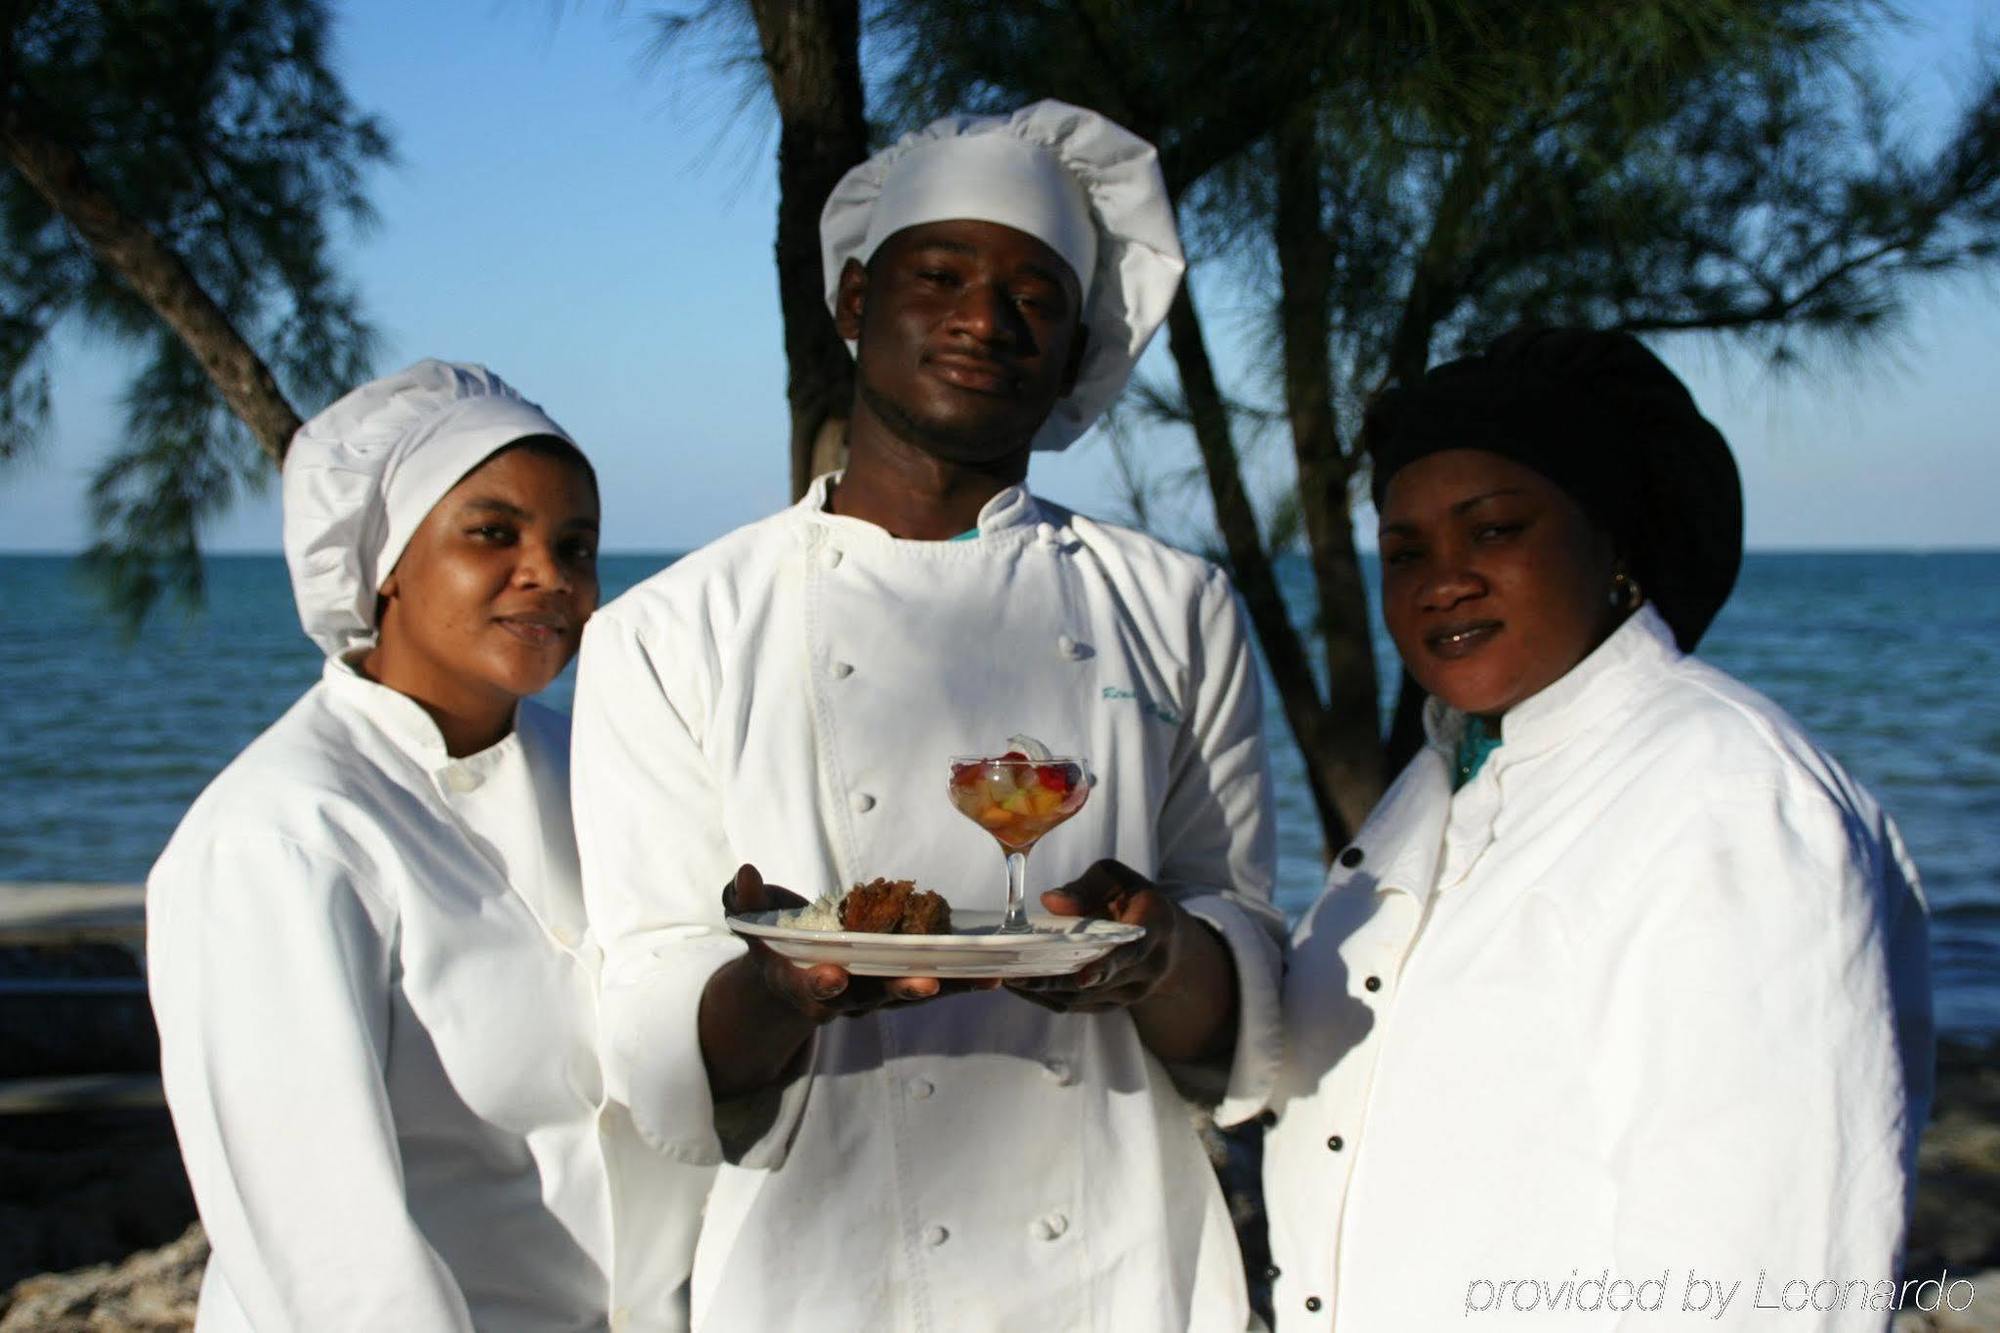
[[725, 910, 1146, 978]]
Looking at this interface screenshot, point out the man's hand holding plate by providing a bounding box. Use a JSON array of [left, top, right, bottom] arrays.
[[1007, 859, 1239, 1067], [1006, 859, 1184, 1012], [724, 864, 996, 1023]]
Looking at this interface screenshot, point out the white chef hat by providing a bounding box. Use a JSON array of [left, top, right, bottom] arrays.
[[282, 359, 578, 658], [820, 99, 1186, 452]]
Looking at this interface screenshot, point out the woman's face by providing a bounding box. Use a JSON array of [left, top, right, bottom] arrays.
[[375, 444, 599, 719], [1378, 448, 1619, 720]]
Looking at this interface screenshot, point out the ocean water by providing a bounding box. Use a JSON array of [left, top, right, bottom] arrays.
[[2, 550, 1995, 1038]]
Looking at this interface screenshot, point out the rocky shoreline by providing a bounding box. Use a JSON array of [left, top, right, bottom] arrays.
[[1901, 1037, 2000, 1330], [3, 1039, 1995, 1330]]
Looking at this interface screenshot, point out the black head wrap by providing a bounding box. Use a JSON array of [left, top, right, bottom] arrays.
[[1364, 327, 1743, 651]]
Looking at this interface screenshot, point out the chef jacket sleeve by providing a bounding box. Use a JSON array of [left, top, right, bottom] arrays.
[[1586, 774, 1931, 1326], [147, 832, 476, 1331], [1155, 565, 1286, 1125], [570, 610, 814, 1168]]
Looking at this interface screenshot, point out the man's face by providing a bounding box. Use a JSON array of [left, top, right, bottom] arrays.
[[837, 219, 1088, 464]]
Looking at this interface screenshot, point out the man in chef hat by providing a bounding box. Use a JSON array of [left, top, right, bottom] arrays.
[[572, 101, 1282, 1328]]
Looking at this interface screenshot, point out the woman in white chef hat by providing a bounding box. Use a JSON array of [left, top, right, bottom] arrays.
[[148, 360, 706, 1332]]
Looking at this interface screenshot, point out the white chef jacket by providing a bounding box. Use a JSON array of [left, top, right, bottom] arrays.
[[1258, 606, 1933, 1331], [570, 476, 1285, 1333], [149, 657, 710, 1332]]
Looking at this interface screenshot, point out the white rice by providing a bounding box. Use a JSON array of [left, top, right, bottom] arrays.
[[781, 892, 847, 933]]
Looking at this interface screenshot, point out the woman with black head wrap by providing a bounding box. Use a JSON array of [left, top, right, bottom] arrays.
[[1248, 329, 1934, 1329]]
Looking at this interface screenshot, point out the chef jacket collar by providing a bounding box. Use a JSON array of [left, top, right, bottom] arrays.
[[1346, 749, 1452, 913], [321, 654, 525, 777], [1422, 603, 1682, 771], [797, 470, 1049, 543]]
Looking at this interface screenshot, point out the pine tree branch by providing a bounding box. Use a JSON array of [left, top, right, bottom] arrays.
[[1614, 234, 1934, 334], [1381, 142, 1488, 384], [0, 94, 299, 462]]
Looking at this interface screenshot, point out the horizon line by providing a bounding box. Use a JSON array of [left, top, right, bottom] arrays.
[[5, 544, 1999, 558]]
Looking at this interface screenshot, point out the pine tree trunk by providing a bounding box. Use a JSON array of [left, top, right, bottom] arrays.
[[1273, 108, 1383, 839], [746, 0, 870, 500], [0, 100, 300, 462], [1162, 280, 1354, 850], [1375, 148, 1488, 776]]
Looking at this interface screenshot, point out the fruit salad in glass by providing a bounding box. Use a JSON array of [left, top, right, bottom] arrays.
[[948, 735, 1091, 934]]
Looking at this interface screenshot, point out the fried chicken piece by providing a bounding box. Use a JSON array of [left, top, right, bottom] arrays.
[[840, 878, 914, 933], [836, 878, 953, 934], [898, 889, 952, 936]]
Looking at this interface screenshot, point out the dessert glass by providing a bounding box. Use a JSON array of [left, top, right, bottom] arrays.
[[946, 753, 1090, 934]]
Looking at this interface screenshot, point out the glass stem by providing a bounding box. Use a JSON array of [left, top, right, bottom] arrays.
[[1002, 849, 1031, 934]]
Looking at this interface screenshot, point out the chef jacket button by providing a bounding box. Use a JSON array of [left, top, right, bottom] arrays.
[[923, 1224, 949, 1247], [1036, 521, 1058, 546], [1364, 975, 1382, 992], [1034, 1211, 1069, 1241], [1326, 1134, 1344, 1151], [550, 924, 581, 949], [1041, 1058, 1074, 1086], [829, 660, 854, 679], [907, 1077, 934, 1100], [851, 792, 876, 813], [1257, 1109, 1277, 1128], [1339, 845, 1364, 868], [442, 767, 479, 794], [821, 546, 844, 569], [1265, 1264, 1281, 1281], [1305, 1296, 1323, 1312]]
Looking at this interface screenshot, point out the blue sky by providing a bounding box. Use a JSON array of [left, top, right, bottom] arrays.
[[2, 0, 1995, 553]]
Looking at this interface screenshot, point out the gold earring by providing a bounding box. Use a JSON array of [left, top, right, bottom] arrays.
[[1609, 571, 1643, 612]]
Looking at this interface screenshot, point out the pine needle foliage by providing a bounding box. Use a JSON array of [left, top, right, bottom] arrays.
[[865, 0, 2000, 847], [1, 0, 391, 622]]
